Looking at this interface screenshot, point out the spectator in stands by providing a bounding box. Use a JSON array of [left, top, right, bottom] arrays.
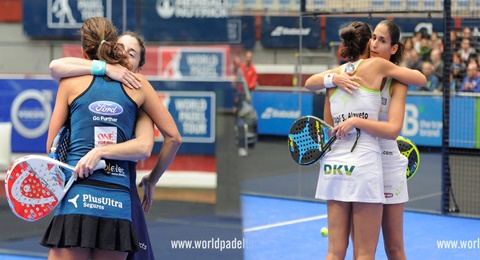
[[240, 50, 258, 91], [458, 38, 476, 65], [451, 52, 466, 91], [460, 62, 480, 92], [430, 31, 444, 53], [405, 49, 423, 71], [430, 49, 444, 84], [468, 54, 478, 66], [400, 37, 416, 67], [450, 30, 460, 53], [419, 61, 440, 92], [419, 37, 432, 61], [462, 26, 472, 41], [412, 31, 423, 53]]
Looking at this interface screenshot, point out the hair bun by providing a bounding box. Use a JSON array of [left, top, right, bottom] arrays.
[[340, 26, 356, 42]]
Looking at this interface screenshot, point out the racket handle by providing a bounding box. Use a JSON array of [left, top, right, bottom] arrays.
[[94, 160, 106, 171]]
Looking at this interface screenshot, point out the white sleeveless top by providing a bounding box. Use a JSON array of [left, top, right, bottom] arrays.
[[316, 60, 385, 203], [329, 60, 381, 153]]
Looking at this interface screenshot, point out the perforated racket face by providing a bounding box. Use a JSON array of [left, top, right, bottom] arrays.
[[397, 137, 420, 180], [50, 126, 70, 163], [288, 116, 336, 165], [5, 159, 68, 222], [57, 130, 70, 162]]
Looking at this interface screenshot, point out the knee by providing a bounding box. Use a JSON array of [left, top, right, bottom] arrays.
[[384, 245, 406, 260]]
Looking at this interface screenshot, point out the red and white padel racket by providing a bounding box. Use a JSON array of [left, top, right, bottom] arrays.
[[4, 155, 105, 222]]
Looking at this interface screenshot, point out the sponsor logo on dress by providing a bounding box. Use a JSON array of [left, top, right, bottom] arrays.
[[68, 193, 123, 210], [89, 101, 124, 116], [323, 164, 356, 176]]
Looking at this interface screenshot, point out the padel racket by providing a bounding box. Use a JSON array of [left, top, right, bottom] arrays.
[[4, 155, 106, 222], [48, 125, 70, 162], [396, 136, 420, 180], [288, 115, 336, 166]]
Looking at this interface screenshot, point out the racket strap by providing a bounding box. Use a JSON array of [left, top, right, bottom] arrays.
[[350, 128, 361, 152]]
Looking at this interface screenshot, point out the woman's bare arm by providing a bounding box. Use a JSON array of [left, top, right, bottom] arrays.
[[49, 57, 142, 89]]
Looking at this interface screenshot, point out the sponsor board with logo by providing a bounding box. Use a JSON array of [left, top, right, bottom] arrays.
[[23, 0, 135, 38], [141, 0, 229, 42], [0, 79, 57, 153], [261, 16, 321, 48], [251, 91, 314, 136]]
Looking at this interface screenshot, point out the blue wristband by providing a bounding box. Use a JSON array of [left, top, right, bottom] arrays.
[[91, 60, 106, 76]]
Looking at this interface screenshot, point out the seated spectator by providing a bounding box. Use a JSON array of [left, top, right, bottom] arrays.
[[412, 31, 423, 53], [430, 49, 444, 83], [450, 30, 460, 53], [462, 26, 472, 41], [452, 52, 466, 91], [405, 50, 423, 71], [419, 61, 440, 92], [430, 31, 444, 53], [400, 37, 416, 67], [461, 26, 478, 47], [458, 38, 476, 65], [460, 62, 480, 92], [419, 37, 432, 61]]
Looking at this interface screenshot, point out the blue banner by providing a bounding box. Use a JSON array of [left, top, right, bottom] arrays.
[[154, 91, 216, 144], [261, 16, 321, 48], [450, 96, 476, 148], [324, 17, 385, 44], [325, 17, 444, 44], [0, 78, 234, 155], [228, 16, 256, 49], [23, 0, 136, 38], [252, 91, 314, 135], [401, 95, 443, 147], [0, 79, 58, 153], [148, 79, 234, 155], [140, 0, 229, 42]]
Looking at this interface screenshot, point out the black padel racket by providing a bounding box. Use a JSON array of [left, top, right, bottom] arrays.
[[288, 116, 336, 166]]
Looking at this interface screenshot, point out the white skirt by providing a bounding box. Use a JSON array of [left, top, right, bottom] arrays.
[[380, 139, 409, 204], [315, 146, 385, 203]]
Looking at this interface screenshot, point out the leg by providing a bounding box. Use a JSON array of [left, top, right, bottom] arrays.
[[92, 249, 128, 260], [48, 248, 90, 260], [382, 203, 406, 260], [326, 200, 352, 260], [351, 202, 383, 260]]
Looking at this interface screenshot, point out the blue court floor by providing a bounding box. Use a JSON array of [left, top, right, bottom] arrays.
[[242, 195, 480, 260]]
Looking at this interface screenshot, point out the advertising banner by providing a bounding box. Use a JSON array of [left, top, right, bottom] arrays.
[[401, 95, 443, 147], [228, 16, 256, 49], [154, 91, 216, 144], [0, 78, 232, 155], [0, 79, 58, 153], [325, 17, 444, 44], [252, 91, 314, 135], [23, 0, 136, 38], [158, 46, 230, 79], [261, 16, 321, 48], [140, 0, 229, 42]]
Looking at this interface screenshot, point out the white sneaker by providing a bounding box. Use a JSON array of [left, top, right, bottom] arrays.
[[238, 148, 247, 157]]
